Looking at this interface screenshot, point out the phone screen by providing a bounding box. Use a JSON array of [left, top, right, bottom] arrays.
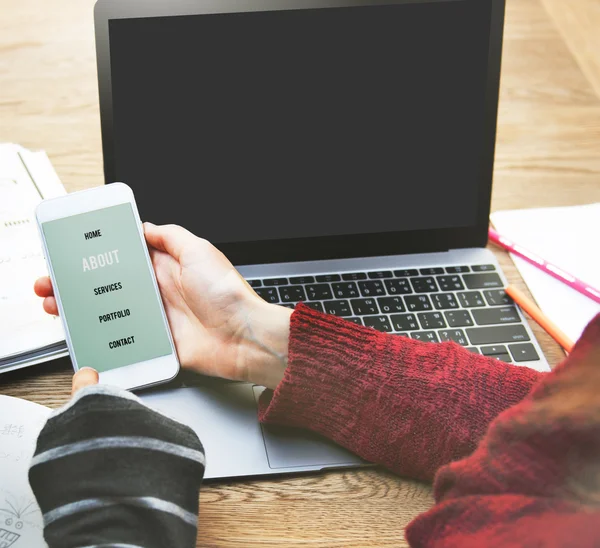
[[42, 203, 173, 372]]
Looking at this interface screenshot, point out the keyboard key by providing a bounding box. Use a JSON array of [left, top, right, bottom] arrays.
[[405, 295, 433, 311], [306, 284, 333, 301], [324, 300, 352, 317], [444, 310, 474, 327], [439, 329, 468, 346], [281, 304, 295, 309], [457, 291, 486, 308], [247, 279, 262, 287], [332, 282, 359, 299], [289, 276, 315, 284], [385, 278, 412, 295], [432, 294, 459, 310], [484, 289, 513, 306], [363, 315, 393, 332], [463, 273, 503, 289], [304, 301, 324, 313], [419, 267, 444, 275], [472, 306, 520, 326], [279, 285, 307, 303], [482, 347, 513, 362], [480, 345, 508, 356], [358, 281, 386, 297], [509, 343, 540, 362], [488, 354, 512, 363], [394, 269, 419, 277], [351, 298, 379, 316], [377, 296, 405, 313], [390, 313, 419, 331], [316, 274, 341, 283], [411, 277, 439, 293], [465, 347, 480, 354], [472, 264, 496, 272], [368, 270, 393, 279], [466, 325, 530, 345], [255, 288, 279, 303], [342, 272, 367, 281], [411, 331, 440, 343], [263, 277, 288, 286], [346, 317, 364, 326], [418, 312, 446, 329], [446, 266, 470, 274], [436, 275, 464, 291]]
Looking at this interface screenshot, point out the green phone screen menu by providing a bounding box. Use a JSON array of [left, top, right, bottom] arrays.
[[42, 203, 172, 372]]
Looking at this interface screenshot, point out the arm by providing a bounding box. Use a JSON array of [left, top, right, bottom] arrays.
[[406, 314, 600, 546], [258, 305, 600, 545], [29, 384, 205, 548], [258, 303, 543, 481]]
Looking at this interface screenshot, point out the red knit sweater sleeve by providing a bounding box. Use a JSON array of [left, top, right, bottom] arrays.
[[406, 315, 600, 547], [258, 303, 541, 481], [258, 304, 600, 546]]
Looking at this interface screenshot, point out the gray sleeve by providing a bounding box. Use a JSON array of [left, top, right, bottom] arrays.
[[29, 385, 205, 548]]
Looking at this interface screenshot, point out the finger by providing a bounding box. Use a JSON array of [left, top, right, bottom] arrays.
[[143, 223, 199, 263], [149, 248, 187, 306], [34, 276, 54, 298], [72, 367, 99, 396], [43, 296, 59, 316]]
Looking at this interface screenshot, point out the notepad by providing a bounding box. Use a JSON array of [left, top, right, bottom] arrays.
[[0, 144, 68, 373], [491, 203, 600, 344], [0, 396, 51, 548]]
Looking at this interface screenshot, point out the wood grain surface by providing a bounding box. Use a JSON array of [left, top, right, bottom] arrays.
[[1, 0, 599, 546]]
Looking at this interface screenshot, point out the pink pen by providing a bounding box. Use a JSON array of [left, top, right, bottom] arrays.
[[488, 227, 600, 305]]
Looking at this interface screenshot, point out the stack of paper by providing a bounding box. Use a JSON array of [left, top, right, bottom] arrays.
[[0, 144, 68, 373], [491, 203, 600, 344]]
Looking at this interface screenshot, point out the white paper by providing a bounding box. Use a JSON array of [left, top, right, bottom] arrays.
[[0, 144, 67, 361], [491, 204, 600, 343], [0, 147, 43, 215], [0, 395, 51, 548]]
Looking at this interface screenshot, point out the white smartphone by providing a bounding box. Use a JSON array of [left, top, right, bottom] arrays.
[[35, 182, 179, 390]]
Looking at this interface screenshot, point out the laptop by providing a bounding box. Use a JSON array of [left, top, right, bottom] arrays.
[[94, 0, 550, 479]]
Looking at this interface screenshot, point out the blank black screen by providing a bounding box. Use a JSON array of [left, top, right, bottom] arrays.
[[109, 0, 491, 244]]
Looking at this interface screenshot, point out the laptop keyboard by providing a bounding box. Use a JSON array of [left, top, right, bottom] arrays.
[[248, 264, 541, 364]]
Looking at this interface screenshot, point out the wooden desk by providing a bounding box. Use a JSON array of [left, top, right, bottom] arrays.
[[1, 0, 599, 545]]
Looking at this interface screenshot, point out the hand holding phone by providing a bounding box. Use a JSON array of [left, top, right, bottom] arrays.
[[36, 185, 292, 391]]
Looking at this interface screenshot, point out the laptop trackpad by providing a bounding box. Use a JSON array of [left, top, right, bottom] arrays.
[[140, 384, 269, 479], [253, 386, 364, 469]]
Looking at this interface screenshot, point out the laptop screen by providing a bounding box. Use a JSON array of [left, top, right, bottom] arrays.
[[105, 0, 496, 263]]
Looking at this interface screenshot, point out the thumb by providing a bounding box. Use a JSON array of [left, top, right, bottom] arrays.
[[72, 368, 99, 396], [143, 222, 198, 263]]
